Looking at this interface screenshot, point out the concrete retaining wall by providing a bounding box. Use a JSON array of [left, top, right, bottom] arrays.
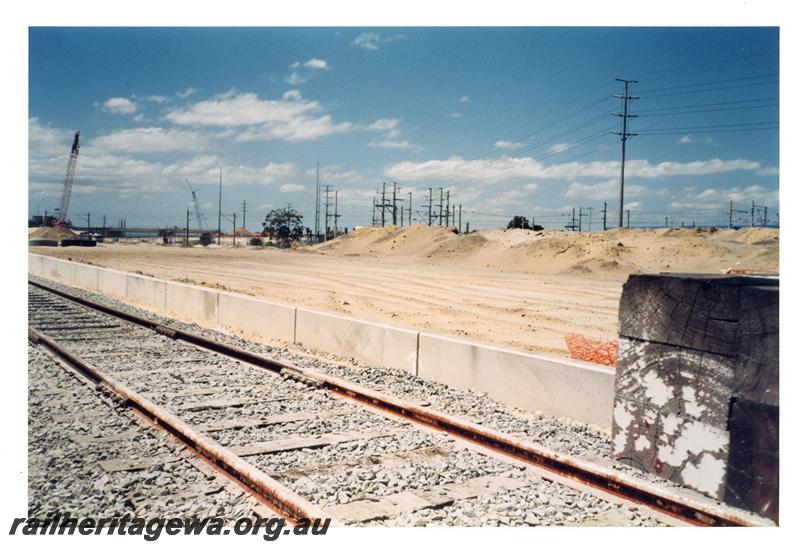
[[218, 291, 296, 344], [74, 264, 99, 291], [27, 253, 616, 428], [98, 268, 128, 298], [127, 274, 167, 310], [295, 308, 418, 375], [417, 333, 615, 428], [165, 281, 218, 325]]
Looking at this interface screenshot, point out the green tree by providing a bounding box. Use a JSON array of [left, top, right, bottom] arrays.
[[262, 207, 304, 245], [507, 215, 530, 229]]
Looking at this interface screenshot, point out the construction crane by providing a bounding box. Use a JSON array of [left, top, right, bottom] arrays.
[[54, 131, 80, 226], [184, 178, 206, 230]]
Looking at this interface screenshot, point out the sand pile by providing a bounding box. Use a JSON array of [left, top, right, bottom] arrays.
[[28, 226, 78, 240], [311, 224, 779, 276]]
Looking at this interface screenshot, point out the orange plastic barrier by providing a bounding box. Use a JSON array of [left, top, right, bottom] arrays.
[[565, 334, 618, 367]]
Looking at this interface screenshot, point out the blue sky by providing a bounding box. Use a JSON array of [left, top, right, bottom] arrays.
[[28, 27, 779, 231]]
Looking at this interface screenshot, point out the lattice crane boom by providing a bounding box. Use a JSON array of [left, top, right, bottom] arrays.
[[184, 178, 206, 230], [55, 131, 80, 225]]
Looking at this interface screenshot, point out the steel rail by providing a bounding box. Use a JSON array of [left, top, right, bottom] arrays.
[[28, 279, 771, 527], [27, 325, 328, 524]]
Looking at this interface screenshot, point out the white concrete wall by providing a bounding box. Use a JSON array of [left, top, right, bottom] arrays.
[[417, 333, 615, 428], [127, 274, 167, 310], [295, 308, 419, 375], [42, 255, 75, 285], [165, 281, 218, 325], [218, 291, 296, 344], [28, 254, 44, 277], [28, 253, 616, 428], [98, 267, 128, 298], [73, 263, 99, 291]]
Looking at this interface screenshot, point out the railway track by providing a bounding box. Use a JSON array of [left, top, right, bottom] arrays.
[[27, 278, 769, 527]]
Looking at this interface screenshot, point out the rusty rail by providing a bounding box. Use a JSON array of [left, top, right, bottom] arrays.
[[27, 326, 328, 524], [28, 279, 771, 527]]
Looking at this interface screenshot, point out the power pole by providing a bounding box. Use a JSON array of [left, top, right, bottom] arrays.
[[602, 202, 608, 231], [613, 79, 638, 228], [445, 191, 451, 227], [315, 161, 320, 241], [381, 182, 387, 227], [217, 166, 223, 245], [87, 213, 91, 234], [233, 211, 237, 246], [626, 209, 631, 229], [665, 216, 669, 228], [587, 206, 593, 232], [428, 188, 433, 225], [242, 200, 247, 233], [323, 185, 332, 241], [185, 209, 190, 247], [458, 204, 462, 232], [407, 192, 412, 225], [751, 200, 755, 227], [334, 190, 339, 238], [438, 188, 444, 226], [391, 182, 396, 225], [729, 200, 733, 228], [578, 207, 583, 232]]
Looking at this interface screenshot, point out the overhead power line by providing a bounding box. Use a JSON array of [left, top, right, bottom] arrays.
[[635, 73, 779, 94], [640, 80, 778, 99]]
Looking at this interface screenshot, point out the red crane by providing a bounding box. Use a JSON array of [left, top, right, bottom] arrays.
[[54, 131, 80, 226]]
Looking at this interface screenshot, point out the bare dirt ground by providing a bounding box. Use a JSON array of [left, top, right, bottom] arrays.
[[30, 225, 778, 358]]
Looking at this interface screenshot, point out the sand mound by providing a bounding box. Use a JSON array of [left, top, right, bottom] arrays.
[[311, 225, 778, 277], [28, 226, 78, 240]]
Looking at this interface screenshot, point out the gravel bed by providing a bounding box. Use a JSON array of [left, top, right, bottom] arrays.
[[28, 277, 693, 524], [27, 344, 262, 520], [363, 477, 667, 527]]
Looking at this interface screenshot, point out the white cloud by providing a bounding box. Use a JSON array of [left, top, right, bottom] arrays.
[[352, 32, 405, 50], [494, 140, 523, 151], [279, 183, 305, 193], [368, 118, 401, 131], [303, 58, 329, 70], [756, 166, 779, 176], [353, 32, 380, 50], [285, 72, 307, 85], [459, 96, 471, 103], [165, 91, 317, 127], [385, 156, 765, 184], [177, 88, 197, 99], [304, 164, 363, 184], [29, 117, 75, 157], [103, 97, 137, 115], [670, 185, 778, 210], [92, 127, 209, 153], [368, 139, 418, 150], [165, 91, 355, 143], [678, 135, 693, 144], [144, 95, 170, 104], [387, 129, 401, 138], [236, 115, 353, 143], [163, 157, 296, 186], [548, 143, 573, 154], [447, 112, 464, 118]]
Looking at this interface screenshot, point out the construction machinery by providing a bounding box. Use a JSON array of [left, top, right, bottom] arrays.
[[184, 178, 207, 230], [54, 131, 80, 226]]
